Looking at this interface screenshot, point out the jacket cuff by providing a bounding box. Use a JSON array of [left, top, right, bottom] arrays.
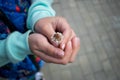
[[27, 0, 56, 31], [6, 30, 33, 63]]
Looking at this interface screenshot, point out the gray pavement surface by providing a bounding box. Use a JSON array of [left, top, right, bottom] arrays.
[[42, 0, 120, 80]]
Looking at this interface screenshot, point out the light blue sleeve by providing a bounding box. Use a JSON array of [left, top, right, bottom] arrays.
[[27, 0, 56, 31], [0, 30, 32, 67]]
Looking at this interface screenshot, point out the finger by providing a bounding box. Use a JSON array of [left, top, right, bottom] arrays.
[[36, 40, 72, 65], [39, 24, 58, 46], [34, 50, 63, 64], [35, 18, 58, 47], [61, 41, 73, 64], [41, 41, 65, 58], [55, 17, 73, 50], [69, 37, 80, 63], [60, 29, 76, 50], [34, 33, 64, 58], [37, 35, 64, 58], [60, 29, 72, 49], [34, 50, 70, 65]]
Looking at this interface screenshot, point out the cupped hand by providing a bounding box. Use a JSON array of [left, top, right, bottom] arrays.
[[34, 17, 73, 49], [28, 33, 64, 59], [34, 16, 80, 63], [28, 33, 80, 64]]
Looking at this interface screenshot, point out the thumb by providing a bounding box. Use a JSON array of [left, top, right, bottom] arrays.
[[35, 18, 60, 47], [39, 24, 60, 47]]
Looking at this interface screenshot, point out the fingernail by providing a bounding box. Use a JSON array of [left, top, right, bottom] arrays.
[[53, 41, 59, 47], [61, 43, 65, 50], [68, 41, 72, 46], [75, 37, 80, 42], [58, 50, 64, 56]]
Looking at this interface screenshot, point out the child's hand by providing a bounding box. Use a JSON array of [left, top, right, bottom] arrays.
[[34, 17, 73, 49], [28, 33, 79, 64], [28, 33, 64, 59], [34, 16, 80, 63]]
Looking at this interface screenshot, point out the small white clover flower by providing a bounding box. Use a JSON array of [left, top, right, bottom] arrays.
[[51, 32, 63, 45]]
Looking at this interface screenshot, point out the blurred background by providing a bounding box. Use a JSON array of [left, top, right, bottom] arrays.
[[42, 0, 120, 80]]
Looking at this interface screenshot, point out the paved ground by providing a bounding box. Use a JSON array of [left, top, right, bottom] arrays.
[[42, 0, 120, 80]]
